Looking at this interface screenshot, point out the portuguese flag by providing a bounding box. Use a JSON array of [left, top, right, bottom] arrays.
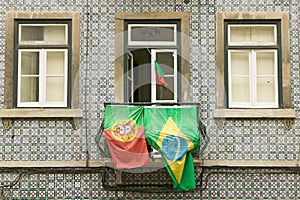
[[155, 60, 168, 88], [103, 105, 150, 169], [144, 106, 200, 191]]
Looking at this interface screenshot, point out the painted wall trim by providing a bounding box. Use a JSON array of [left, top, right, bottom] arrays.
[[0, 109, 83, 130], [0, 109, 83, 118], [201, 159, 299, 167], [214, 108, 296, 129], [0, 159, 298, 168], [214, 109, 296, 118]]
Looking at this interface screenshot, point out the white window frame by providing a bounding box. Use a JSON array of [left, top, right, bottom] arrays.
[[18, 24, 68, 45], [228, 49, 278, 108], [17, 49, 68, 108], [128, 24, 177, 46], [151, 49, 177, 103], [127, 51, 134, 103], [228, 24, 277, 46]]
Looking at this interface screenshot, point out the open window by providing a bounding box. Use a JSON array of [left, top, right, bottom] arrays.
[[114, 12, 190, 103], [125, 48, 177, 103], [124, 21, 180, 103]]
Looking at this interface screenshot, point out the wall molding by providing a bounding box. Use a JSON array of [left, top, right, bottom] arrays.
[[0, 159, 297, 168]]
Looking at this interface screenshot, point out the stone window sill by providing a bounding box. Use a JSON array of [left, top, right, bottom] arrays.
[[0, 109, 83, 130], [214, 109, 296, 129]]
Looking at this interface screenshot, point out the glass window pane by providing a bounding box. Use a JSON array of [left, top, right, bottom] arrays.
[[21, 26, 44, 41], [229, 25, 276, 43], [251, 26, 275, 43], [256, 77, 275, 103], [20, 25, 66, 43], [256, 52, 275, 75], [156, 77, 174, 100], [231, 77, 250, 103], [46, 51, 65, 75], [156, 52, 174, 75], [20, 77, 39, 102], [21, 52, 39, 75], [130, 25, 175, 42], [230, 52, 249, 75], [230, 27, 251, 43], [46, 77, 65, 102], [44, 26, 66, 43]]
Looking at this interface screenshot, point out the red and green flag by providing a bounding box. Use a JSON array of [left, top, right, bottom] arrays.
[[155, 60, 168, 88], [144, 106, 200, 191], [103, 105, 150, 169]]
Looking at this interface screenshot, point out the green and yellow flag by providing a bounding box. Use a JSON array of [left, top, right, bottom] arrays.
[[144, 106, 200, 191]]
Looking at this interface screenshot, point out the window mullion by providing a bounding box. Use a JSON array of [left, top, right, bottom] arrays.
[[64, 49, 68, 106], [17, 50, 22, 107], [151, 49, 156, 103], [228, 50, 232, 107], [173, 51, 177, 102], [40, 49, 45, 107], [274, 50, 279, 107], [251, 50, 256, 107]]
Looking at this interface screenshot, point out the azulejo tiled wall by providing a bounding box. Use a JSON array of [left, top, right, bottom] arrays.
[[0, 168, 299, 199], [0, 0, 299, 199]]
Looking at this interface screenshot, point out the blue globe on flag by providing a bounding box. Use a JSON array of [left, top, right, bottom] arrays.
[[161, 135, 188, 162]]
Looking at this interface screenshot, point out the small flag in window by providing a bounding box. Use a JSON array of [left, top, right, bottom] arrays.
[[155, 60, 168, 88]]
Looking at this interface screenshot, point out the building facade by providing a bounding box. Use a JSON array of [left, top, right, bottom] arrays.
[[0, 0, 299, 199]]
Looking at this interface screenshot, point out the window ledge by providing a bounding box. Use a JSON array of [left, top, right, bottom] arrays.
[[0, 109, 83, 130], [91, 158, 299, 168], [214, 108, 296, 118], [214, 109, 296, 129]]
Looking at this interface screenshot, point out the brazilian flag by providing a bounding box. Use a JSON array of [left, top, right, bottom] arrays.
[[144, 106, 200, 191]]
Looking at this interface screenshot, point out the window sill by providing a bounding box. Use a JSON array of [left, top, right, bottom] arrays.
[[93, 158, 299, 168], [0, 108, 83, 130], [214, 108, 296, 129]]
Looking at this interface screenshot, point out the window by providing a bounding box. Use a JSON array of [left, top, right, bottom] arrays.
[[115, 12, 190, 103], [215, 12, 295, 127], [16, 22, 70, 107], [128, 24, 177, 46], [125, 21, 179, 103], [226, 22, 280, 108], [1, 11, 82, 130], [151, 49, 177, 103]]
